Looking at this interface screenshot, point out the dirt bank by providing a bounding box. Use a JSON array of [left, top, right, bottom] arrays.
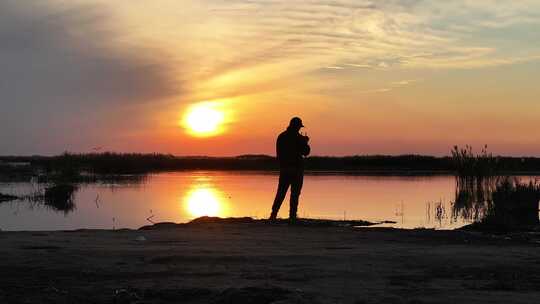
[[1, 218, 540, 303]]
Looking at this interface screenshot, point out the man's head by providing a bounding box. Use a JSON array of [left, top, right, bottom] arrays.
[[288, 117, 304, 132]]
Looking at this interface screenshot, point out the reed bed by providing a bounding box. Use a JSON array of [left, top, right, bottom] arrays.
[[485, 178, 540, 227], [452, 145, 540, 229], [24, 183, 78, 214]]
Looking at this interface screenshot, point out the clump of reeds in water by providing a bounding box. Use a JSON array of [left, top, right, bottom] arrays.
[[26, 184, 78, 214], [452, 145, 540, 229], [426, 200, 448, 226], [43, 184, 78, 212], [451, 145, 502, 222], [484, 178, 540, 228], [452, 145, 500, 204], [0, 193, 19, 203], [1, 155, 149, 215]]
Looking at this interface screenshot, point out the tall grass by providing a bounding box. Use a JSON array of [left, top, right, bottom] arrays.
[[25, 184, 78, 214], [0, 193, 18, 203], [3, 153, 455, 174], [6, 152, 540, 176], [451, 145, 500, 222], [452, 145, 540, 228], [452, 145, 501, 203], [485, 178, 540, 227]]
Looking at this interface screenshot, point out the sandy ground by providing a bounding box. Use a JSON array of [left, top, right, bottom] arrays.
[[1, 219, 540, 304]]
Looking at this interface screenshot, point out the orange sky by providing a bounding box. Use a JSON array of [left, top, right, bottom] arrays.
[[2, 1, 540, 156]]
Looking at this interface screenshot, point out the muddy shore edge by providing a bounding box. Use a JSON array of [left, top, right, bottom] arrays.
[[2, 217, 540, 303]]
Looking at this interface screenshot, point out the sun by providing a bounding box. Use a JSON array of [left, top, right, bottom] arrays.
[[183, 102, 225, 137]]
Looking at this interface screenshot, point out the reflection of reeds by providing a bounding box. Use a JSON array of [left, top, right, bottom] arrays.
[[452, 188, 490, 222], [485, 178, 540, 227], [43, 184, 77, 212], [452, 145, 540, 228], [25, 184, 78, 214], [3, 159, 148, 215], [426, 200, 451, 227], [451, 145, 499, 222], [434, 200, 446, 224], [0, 193, 19, 202], [452, 145, 499, 202]]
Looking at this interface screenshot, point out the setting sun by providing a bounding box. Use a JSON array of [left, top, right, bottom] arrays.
[[183, 102, 225, 137]]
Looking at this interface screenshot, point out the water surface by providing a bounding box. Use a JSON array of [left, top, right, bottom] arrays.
[[0, 171, 472, 230]]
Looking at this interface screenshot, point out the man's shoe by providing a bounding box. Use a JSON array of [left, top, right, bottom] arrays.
[[288, 216, 299, 225], [268, 214, 278, 223]]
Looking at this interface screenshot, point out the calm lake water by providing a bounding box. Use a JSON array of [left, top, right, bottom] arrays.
[[0, 171, 501, 231]]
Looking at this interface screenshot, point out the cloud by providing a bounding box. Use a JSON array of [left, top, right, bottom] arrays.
[[198, 0, 540, 73], [391, 79, 422, 86], [370, 88, 391, 93], [357, 78, 421, 94], [0, 1, 180, 154], [344, 63, 372, 68], [0, 1, 178, 108]]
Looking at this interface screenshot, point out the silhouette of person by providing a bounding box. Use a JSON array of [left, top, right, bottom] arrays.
[[269, 117, 310, 221]]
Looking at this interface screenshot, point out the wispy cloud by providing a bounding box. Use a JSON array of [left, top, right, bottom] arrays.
[[360, 78, 421, 94], [344, 63, 372, 68], [361, 88, 392, 94], [391, 79, 422, 86], [194, 0, 540, 74]]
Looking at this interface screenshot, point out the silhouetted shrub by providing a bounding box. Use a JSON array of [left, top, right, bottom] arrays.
[[0, 193, 19, 203], [4, 152, 540, 176], [452, 145, 500, 222], [484, 178, 540, 228], [452, 146, 540, 229], [44, 184, 77, 213]]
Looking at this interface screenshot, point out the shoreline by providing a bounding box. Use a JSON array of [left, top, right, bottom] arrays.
[[0, 216, 398, 233], [1, 217, 540, 303]]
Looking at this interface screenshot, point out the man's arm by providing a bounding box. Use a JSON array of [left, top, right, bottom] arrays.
[[276, 134, 283, 160], [300, 136, 310, 156]]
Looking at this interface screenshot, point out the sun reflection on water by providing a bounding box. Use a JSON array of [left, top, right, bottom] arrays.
[[184, 186, 226, 218]]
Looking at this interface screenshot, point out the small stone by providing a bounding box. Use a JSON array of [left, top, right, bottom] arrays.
[[134, 236, 147, 242]]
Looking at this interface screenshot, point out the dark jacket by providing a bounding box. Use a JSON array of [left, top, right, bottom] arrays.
[[276, 128, 311, 169]]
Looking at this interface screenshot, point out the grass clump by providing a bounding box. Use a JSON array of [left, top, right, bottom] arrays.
[[484, 178, 540, 228], [451, 145, 500, 222], [452, 145, 540, 230], [42, 184, 77, 212], [452, 145, 500, 206], [0, 193, 19, 203], [25, 184, 78, 214]]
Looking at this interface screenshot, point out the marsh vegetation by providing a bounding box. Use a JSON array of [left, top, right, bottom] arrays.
[[4, 152, 540, 176], [451, 145, 540, 230], [1, 150, 540, 229]]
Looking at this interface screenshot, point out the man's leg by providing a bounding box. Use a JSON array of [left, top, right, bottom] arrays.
[[269, 171, 290, 220], [289, 170, 304, 220]]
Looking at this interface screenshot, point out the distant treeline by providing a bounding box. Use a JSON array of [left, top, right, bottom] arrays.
[[2, 153, 540, 175]]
